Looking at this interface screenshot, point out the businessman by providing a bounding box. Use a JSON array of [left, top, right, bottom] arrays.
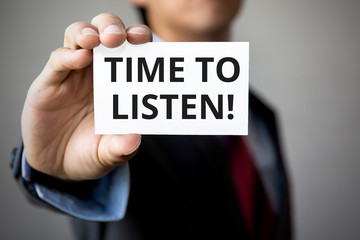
[[11, 0, 292, 239]]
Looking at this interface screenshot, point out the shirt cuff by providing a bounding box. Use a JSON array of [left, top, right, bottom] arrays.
[[21, 151, 130, 221]]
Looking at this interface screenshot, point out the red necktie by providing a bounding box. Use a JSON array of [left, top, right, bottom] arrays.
[[229, 136, 276, 239]]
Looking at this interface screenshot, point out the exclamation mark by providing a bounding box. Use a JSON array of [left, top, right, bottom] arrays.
[[228, 95, 234, 120]]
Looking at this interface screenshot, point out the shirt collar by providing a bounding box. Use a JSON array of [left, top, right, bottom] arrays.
[[152, 33, 163, 42]]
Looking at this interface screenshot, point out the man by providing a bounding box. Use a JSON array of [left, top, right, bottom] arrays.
[[11, 0, 291, 239]]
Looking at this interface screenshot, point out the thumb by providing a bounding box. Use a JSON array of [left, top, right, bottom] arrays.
[[98, 134, 142, 169]]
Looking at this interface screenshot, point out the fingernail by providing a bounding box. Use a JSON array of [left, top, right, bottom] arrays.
[[81, 27, 98, 36], [123, 139, 141, 156], [104, 25, 126, 35], [127, 26, 150, 35]]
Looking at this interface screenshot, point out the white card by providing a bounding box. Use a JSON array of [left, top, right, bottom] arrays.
[[93, 41, 249, 135]]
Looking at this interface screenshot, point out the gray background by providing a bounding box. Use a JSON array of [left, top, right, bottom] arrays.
[[1, 0, 359, 239]]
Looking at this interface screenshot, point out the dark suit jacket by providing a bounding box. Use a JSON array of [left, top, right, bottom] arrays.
[[70, 92, 292, 240], [11, 92, 291, 240]]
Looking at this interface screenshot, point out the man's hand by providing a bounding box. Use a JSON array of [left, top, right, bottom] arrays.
[[21, 13, 152, 180]]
